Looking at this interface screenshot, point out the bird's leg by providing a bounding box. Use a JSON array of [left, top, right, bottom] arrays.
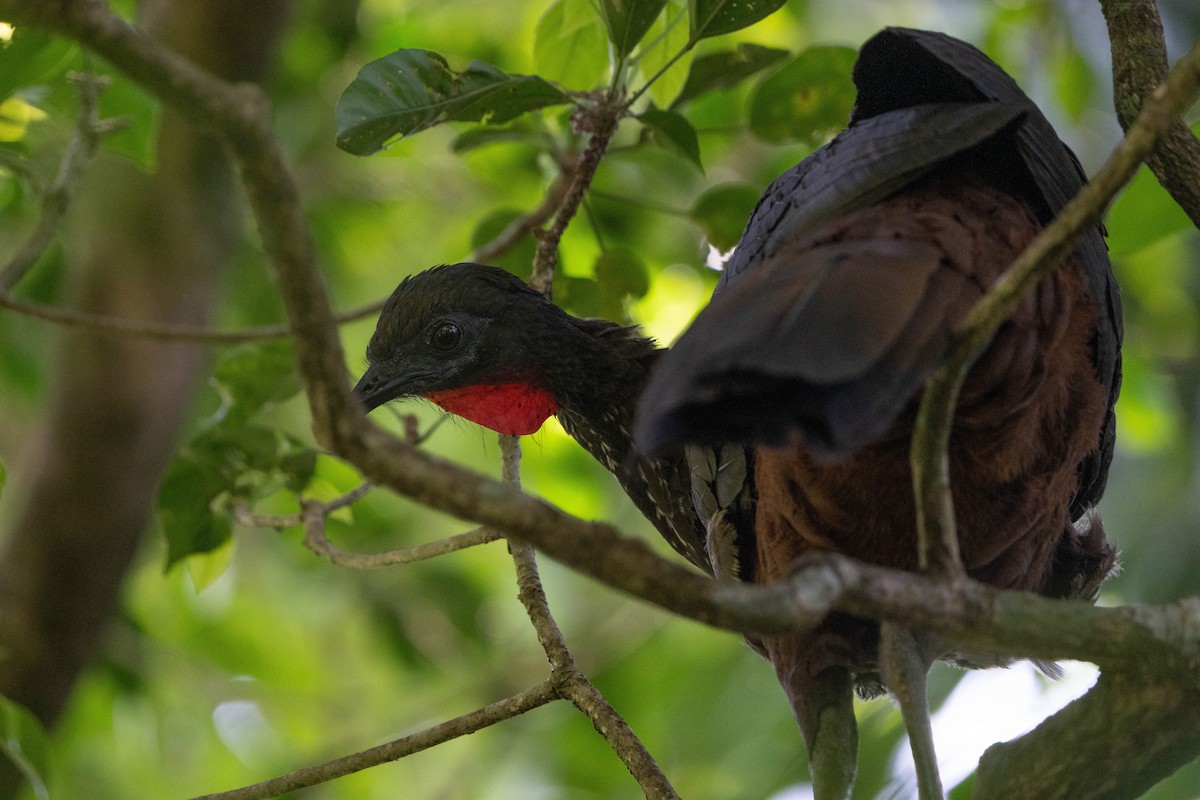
[[766, 629, 858, 799], [785, 659, 858, 800], [879, 623, 944, 800]]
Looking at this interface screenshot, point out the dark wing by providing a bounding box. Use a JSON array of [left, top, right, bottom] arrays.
[[855, 27, 1123, 517], [638, 230, 983, 456], [641, 27, 1121, 519], [717, 102, 1025, 291], [642, 99, 1019, 456]]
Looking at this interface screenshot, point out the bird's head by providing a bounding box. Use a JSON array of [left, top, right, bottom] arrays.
[[354, 262, 561, 435]]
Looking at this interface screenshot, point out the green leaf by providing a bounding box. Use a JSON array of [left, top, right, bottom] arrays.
[[534, 0, 610, 90], [553, 274, 602, 317], [596, 247, 650, 297], [1052, 45, 1094, 121], [279, 447, 319, 493], [636, 0, 693, 107], [748, 45, 857, 144], [0, 96, 45, 143], [600, 0, 668, 58], [1106, 163, 1192, 256], [312, 453, 368, 497], [159, 454, 233, 568], [0, 458, 5, 497], [190, 423, 281, 477], [595, 248, 650, 319], [336, 50, 570, 155], [690, 183, 759, 250], [0, 27, 75, 104], [212, 340, 300, 422], [639, 106, 702, 170], [185, 537, 235, 592], [0, 697, 50, 800], [688, 0, 787, 43], [469, 208, 538, 277], [672, 43, 789, 108]]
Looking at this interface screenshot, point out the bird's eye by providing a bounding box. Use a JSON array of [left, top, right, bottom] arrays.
[[427, 321, 462, 352]]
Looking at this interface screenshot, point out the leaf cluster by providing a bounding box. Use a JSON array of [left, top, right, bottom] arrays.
[[329, 0, 853, 326], [158, 341, 312, 571]]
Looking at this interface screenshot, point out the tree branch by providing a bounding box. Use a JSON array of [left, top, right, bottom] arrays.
[[232, 483, 507, 568], [974, 667, 1200, 799], [530, 101, 622, 295], [304, 521, 502, 567], [1100, 0, 1200, 228], [187, 680, 560, 800], [9, 0, 1196, 664], [499, 436, 679, 798], [0, 293, 382, 343], [470, 162, 575, 265]]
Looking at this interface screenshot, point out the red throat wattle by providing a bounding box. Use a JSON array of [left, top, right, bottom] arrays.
[[425, 383, 558, 435]]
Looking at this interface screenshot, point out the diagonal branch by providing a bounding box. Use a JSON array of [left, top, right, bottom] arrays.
[[186, 679, 560, 800], [974, 665, 1200, 799], [10, 0, 1199, 660]]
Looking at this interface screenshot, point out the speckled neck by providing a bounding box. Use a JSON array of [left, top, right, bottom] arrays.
[[543, 318, 713, 572]]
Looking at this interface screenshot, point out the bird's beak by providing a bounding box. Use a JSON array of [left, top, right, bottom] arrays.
[[353, 364, 411, 412]]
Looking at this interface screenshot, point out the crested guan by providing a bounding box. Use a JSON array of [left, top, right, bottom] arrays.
[[354, 27, 1121, 798]]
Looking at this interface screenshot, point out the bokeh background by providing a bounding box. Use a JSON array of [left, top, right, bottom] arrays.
[[1, 0, 1198, 797]]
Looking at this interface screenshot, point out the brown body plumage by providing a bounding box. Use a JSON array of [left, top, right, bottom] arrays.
[[744, 174, 1114, 729]]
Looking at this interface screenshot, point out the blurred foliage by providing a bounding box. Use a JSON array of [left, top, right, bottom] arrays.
[[747, 45, 856, 144], [0, 697, 48, 799], [0, 0, 1198, 798]]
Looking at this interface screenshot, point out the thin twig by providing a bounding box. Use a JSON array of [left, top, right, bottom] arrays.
[[499, 435, 679, 798], [303, 511, 501, 568], [531, 102, 623, 295], [0, 67, 108, 292], [470, 163, 576, 264], [317, 482, 372, 513], [187, 680, 560, 800], [5, 117, 577, 347], [0, 143, 572, 343], [0, 293, 383, 343], [499, 435, 574, 670], [911, 36, 1200, 577], [234, 487, 503, 568], [626, 43, 693, 108], [0, 149, 47, 192]]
